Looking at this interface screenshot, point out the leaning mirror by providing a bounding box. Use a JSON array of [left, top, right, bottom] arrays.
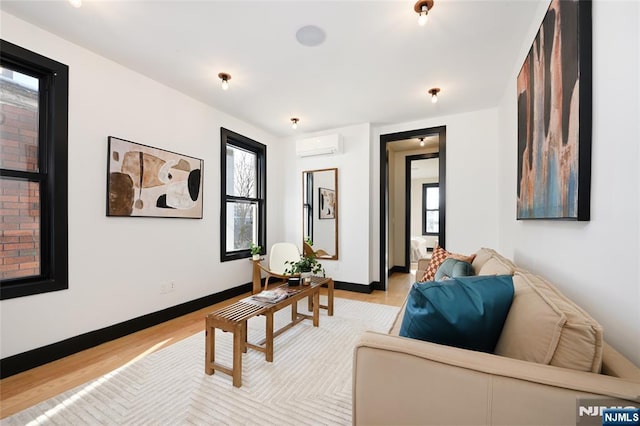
[[302, 168, 338, 260]]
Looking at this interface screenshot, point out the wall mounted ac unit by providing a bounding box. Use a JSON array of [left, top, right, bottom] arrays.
[[295, 134, 343, 158]]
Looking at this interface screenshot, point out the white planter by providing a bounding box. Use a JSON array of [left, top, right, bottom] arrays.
[[252, 254, 261, 261]]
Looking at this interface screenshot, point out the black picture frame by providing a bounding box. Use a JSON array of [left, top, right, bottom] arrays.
[[516, 0, 592, 220]]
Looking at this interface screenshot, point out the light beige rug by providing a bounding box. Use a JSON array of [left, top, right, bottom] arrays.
[[4, 298, 398, 425]]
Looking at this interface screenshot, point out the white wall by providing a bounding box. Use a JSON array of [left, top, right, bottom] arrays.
[[0, 12, 284, 359], [496, 1, 640, 365], [283, 123, 371, 286], [371, 108, 501, 281]]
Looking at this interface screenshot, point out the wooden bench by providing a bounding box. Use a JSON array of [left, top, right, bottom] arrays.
[[204, 280, 325, 387]]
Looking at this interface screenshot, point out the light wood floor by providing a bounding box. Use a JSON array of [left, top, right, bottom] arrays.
[[0, 272, 414, 418]]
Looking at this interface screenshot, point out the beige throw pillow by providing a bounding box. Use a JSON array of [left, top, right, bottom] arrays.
[[494, 272, 603, 373]]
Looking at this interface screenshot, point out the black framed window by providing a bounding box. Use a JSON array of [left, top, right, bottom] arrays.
[[220, 128, 266, 262], [422, 183, 439, 235], [0, 40, 68, 300]]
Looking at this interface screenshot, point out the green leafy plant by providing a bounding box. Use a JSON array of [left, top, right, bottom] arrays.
[[249, 243, 261, 256], [284, 253, 325, 276]]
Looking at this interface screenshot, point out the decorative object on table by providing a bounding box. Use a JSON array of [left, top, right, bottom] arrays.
[[251, 288, 289, 304], [287, 277, 301, 286], [516, 0, 591, 221], [106, 136, 203, 218], [249, 243, 262, 260], [284, 249, 325, 283]]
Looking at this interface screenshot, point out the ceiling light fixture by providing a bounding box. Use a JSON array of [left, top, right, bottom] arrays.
[[414, 0, 434, 26], [291, 118, 299, 129], [429, 87, 440, 103], [419, 137, 425, 147], [218, 72, 231, 90], [69, 0, 82, 7]]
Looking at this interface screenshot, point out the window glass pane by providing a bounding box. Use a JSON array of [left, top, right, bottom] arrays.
[[0, 67, 39, 172], [225, 201, 257, 251], [0, 178, 41, 280], [426, 210, 439, 233], [226, 145, 257, 198], [426, 187, 439, 209]]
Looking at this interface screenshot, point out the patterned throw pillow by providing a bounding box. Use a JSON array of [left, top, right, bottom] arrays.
[[420, 245, 476, 282]]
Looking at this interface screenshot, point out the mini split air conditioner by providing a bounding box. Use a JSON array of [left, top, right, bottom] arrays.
[[295, 134, 343, 158]]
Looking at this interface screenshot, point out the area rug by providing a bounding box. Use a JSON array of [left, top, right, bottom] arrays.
[[3, 298, 399, 425]]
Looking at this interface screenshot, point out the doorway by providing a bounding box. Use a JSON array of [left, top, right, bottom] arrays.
[[378, 126, 446, 291]]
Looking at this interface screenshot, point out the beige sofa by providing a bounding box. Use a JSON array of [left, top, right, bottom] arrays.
[[353, 248, 640, 425]]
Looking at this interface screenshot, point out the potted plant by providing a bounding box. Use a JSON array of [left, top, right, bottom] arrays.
[[249, 243, 262, 261], [284, 252, 325, 280]]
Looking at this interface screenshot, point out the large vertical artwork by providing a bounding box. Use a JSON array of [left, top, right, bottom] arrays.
[[107, 136, 203, 218], [517, 0, 591, 220]]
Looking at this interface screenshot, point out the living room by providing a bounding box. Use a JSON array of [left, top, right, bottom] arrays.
[[1, 0, 639, 423]]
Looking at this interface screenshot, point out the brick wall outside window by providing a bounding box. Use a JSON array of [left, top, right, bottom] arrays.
[[0, 82, 41, 280]]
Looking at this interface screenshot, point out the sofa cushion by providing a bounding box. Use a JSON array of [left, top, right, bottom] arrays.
[[471, 248, 496, 272], [434, 258, 473, 281], [478, 256, 516, 276], [420, 245, 476, 282], [494, 272, 603, 373], [399, 275, 514, 353]]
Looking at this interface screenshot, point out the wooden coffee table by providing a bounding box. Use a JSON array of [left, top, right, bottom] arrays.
[[205, 278, 329, 387]]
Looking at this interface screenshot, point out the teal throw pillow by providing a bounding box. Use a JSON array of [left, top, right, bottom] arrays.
[[434, 258, 473, 281], [399, 275, 514, 353]]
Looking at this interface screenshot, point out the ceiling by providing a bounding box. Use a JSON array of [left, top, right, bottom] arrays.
[[0, 0, 541, 137]]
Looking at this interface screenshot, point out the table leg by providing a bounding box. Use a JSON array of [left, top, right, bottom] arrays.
[[291, 298, 298, 322], [308, 294, 313, 312], [242, 320, 248, 353], [232, 324, 243, 387], [313, 289, 320, 327], [252, 260, 262, 294], [205, 325, 214, 375], [328, 278, 334, 316], [266, 312, 274, 362]]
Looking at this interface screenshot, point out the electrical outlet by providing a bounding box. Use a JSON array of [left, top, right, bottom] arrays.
[[169, 281, 176, 292], [160, 283, 168, 294]]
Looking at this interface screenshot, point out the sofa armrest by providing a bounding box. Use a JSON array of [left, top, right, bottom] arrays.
[[353, 332, 640, 425], [602, 342, 640, 382]]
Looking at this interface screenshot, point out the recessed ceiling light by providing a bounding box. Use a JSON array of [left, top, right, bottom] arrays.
[[296, 25, 326, 47], [69, 0, 82, 7]]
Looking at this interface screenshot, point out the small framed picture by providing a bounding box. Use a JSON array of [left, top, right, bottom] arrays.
[[318, 187, 335, 219]]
